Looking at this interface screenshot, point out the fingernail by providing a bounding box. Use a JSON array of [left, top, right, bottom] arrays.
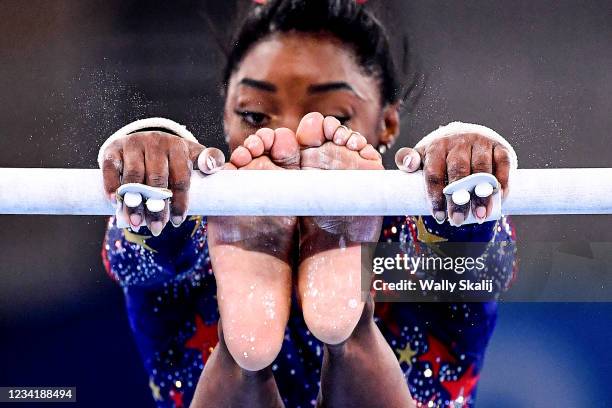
[[199, 150, 225, 174], [451, 213, 465, 227], [130, 213, 142, 227], [150, 221, 164, 237], [434, 211, 446, 224], [171, 215, 185, 227], [476, 206, 487, 219], [207, 155, 218, 170], [402, 155, 412, 169]]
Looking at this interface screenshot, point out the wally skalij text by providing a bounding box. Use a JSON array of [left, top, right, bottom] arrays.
[[360, 241, 515, 302]]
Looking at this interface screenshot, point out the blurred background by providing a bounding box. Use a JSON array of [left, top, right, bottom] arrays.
[[0, 0, 611, 406]]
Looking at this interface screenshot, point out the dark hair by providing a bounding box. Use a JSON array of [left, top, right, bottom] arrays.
[[222, 0, 403, 106]]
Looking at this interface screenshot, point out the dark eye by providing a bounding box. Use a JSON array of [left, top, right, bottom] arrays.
[[330, 115, 351, 126], [235, 110, 270, 127]]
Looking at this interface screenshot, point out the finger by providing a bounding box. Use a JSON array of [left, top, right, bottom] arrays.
[[323, 116, 341, 141], [471, 191, 493, 224], [255, 128, 275, 151], [471, 143, 493, 174], [445, 190, 471, 226], [346, 132, 367, 151], [145, 199, 169, 237], [229, 146, 252, 168], [445, 147, 472, 226], [243, 134, 265, 157], [101, 144, 123, 203], [422, 145, 448, 223], [144, 147, 169, 189], [394, 147, 421, 172], [493, 144, 512, 199], [186, 139, 205, 168], [197, 147, 225, 174], [121, 138, 145, 184], [169, 145, 192, 227], [121, 140, 146, 231], [469, 144, 494, 220], [122, 201, 144, 232], [143, 151, 170, 234]]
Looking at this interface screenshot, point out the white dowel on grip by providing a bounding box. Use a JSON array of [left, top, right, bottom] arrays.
[[123, 192, 142, 208]]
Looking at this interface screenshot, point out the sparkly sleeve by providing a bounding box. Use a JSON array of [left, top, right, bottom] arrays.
[[382, 216, 517, 293], [101, 216, 208, 287]]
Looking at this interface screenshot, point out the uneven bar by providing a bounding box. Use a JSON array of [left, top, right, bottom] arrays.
[[0, 168, 611, 216]]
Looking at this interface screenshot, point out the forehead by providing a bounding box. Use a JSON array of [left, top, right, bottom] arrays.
[[230, 32, 377, 92]]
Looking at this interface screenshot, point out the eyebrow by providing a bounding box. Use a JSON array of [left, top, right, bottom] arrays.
[[239, 78, 277, 92], [308, 82, 357, 95]]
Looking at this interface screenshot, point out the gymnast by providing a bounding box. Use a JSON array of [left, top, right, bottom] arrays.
[[99, 1, 517, 406]]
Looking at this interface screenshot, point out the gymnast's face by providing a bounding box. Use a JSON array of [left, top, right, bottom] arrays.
[[223, 32, 400, 151]]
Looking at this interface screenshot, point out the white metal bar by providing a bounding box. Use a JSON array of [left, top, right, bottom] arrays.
[[0, 168, 611, 216]]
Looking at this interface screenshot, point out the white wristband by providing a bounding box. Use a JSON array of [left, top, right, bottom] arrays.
[[97, 117, 197, 169], [415, 122, 518, 169]]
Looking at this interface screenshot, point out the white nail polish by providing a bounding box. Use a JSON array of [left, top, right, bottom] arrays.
[[206, 155, 217, 170], [434, 211, 446, 224], [451, 212, 465, 226], [402, 155, 412, 169], [150, 221, 164, 237], [171, 215, 185, 227]]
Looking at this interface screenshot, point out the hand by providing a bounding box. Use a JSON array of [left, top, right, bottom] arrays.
[[395, 127, 513, 226], [100, 131, 224, 235]]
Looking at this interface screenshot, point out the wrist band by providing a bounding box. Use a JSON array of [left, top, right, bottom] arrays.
[[415, 122, 518, 169], [97, 117, 197, 168]]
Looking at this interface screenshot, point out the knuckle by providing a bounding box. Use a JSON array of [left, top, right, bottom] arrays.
[[447, 160, 470, 178], [425, 172, 445, 187], [124, 134, 142, 148], [424, 143, 442, 155], [123, 169, 144, 181], [108, 139, 123, 151], [170, 178, 190, 193], [472, 159, 490, 170], [497, 155, 512, 167], [102, 154, 121, 170], [147, 173, 168, 187]]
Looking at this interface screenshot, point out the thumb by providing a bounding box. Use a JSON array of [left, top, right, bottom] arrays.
[[196, 147, 226, 174], [394, 147, 422, 172]]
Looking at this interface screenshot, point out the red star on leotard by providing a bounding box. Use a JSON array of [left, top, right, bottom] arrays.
[[184, 314, 219, 364], [441, 364, 480, 402], [169, 388, 184, 408], [417, 334, 457, 378]]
